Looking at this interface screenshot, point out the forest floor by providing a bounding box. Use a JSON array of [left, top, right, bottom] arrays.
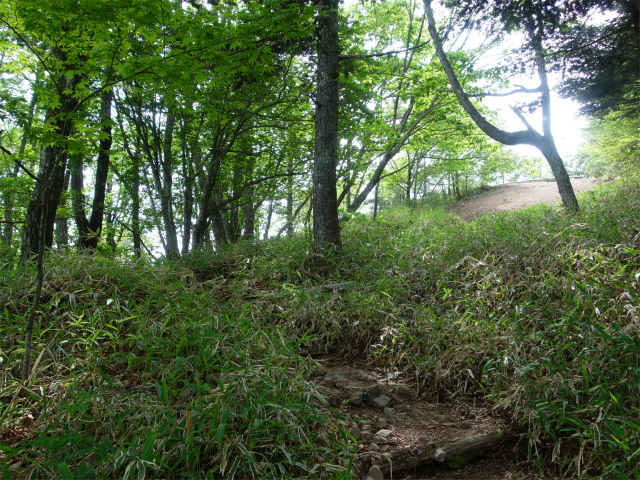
[[2, 178, 637, 480], [450, 177, 608, 221]]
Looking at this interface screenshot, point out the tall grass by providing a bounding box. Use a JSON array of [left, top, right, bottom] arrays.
[[2, 179, 639, 478]]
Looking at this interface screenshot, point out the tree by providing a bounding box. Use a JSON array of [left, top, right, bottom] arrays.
[[554, 1, 639, 117], [424, 0, 579, 211], [313, 0, 342, 252]]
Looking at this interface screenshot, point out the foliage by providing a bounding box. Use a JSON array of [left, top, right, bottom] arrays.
[[3, 179, 640, 477], [0, 254, 351, 479], [578, 112, 640, 179]]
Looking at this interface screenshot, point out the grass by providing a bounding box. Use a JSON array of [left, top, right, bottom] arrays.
[[2, 179, 639, 478]]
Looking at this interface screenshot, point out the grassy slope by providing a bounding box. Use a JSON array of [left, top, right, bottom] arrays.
[[1, 180, 639, 479]]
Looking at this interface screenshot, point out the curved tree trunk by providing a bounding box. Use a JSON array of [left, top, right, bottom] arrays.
[[424, 0, 578, 211]]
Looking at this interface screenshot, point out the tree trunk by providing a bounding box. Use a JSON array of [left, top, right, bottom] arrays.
[[263, 200, 273, 240], [56, 169, 71, 248], [21, 49, 80, 262], [3, 72, 40, 247], [424, 0, 578, 211], [243, 186, 256, 240], [71, 88, 114, 251], [313, 0, 342, 253], [373, 183, 379, 221]]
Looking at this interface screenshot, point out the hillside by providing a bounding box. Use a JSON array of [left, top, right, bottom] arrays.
[[1, 180, 639, 479]]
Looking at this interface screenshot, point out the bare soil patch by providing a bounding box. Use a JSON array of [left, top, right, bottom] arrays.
[[312, 360, 562, 479], [450, 178, 608, 221]]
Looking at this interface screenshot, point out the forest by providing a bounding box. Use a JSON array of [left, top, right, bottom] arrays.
[[0, 0, 639, 478]]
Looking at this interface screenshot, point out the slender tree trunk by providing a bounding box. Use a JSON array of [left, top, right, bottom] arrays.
[[243, 186, 256, 240], [132, 153, 141, 257], [263, 200, 273, 240], [55, 169, 71, 248], [181, 129, 195, 255], [71, 88, 114, 251], [373, 183, 379, 221], [286, 157, 294, 236], [313, 0, 342, 252], [21, 182, 49, 380], [3, 73, 40, 247]]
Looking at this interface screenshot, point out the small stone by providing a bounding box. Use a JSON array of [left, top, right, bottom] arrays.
[[370, 394, 392, 409], [364, 384, 382, 399], [324, 372, 349, 386], [377, 418, 388, 429], [410, 447, 421, 457], [368, 464, 384, 480], [352, 369, 369, 381], [388, 449, 403, 461], [181, 388, 197, 403], [349, 425, 361, 441], [349, 390, 364, 407], [383, 407, 396, 418], [22, 415, 34, 428], [396, 413, 408, 419], [369, 443, 380, 452], [362, 432, 374, 441], [458, 421, 472, 429], [393, 385, 413, 399], [374, 429, 393, 441]]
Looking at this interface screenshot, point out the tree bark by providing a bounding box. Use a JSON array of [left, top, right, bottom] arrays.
[[21, 48, 80, 262], [3, 72, 40, 247], [71, 88, 114, 251], [313, 0, 342, 253], [263, 200, 273, 240], [424, 0, 578, 211], [56, 169, 71, 248]]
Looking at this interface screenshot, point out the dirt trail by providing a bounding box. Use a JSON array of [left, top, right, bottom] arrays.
[[450, 177, 608, 221], [314, 360, 552, 479]]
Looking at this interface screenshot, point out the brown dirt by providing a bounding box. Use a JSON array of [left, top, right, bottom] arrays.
[[314, 360, 564, 480], [449, 178, 608, 221]]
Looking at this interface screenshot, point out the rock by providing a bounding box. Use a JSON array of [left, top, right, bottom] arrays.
[[369, 443, 380, 452], [393, 385, 413, 399], [410, 447, 421, 456], [324, 372, 349, 386], [181, 388, 197, 403], [368, 464, 384, 480], [383, 407, 396, 418], [349, 425, 362, 441], [396, 413, 408, 419], [388, 449, 403, 461], [349, 390, 364, 407], [377, 418, 388, 429], [361, 431, 374, 442], [352, 369, 369, 381], [458, 421, 472, 429], [22, 415, 34, 428], [370, 394, 392, 409], [374, 429, 393, 442], [364, 384, 382, 400]]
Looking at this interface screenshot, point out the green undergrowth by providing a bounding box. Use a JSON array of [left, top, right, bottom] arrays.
[[0, 259, 352, 479], [2, 179, 639, 478]]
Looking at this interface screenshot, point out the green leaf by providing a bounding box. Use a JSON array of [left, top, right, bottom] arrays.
[[57, 463, 74, 480]]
